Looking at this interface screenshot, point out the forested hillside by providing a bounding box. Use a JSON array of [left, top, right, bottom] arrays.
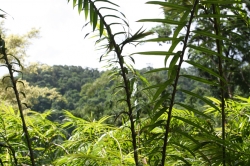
[[21, 65, 102, 112], [19, 65, 214, 122]]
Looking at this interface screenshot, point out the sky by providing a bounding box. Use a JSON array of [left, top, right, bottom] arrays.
[[0, 0, 175, 72]]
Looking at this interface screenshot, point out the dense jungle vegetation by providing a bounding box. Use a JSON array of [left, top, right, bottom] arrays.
[[0, 0, 250, 165]]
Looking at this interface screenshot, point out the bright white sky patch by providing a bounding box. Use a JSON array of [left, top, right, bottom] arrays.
[[0, 0, 180, 72]]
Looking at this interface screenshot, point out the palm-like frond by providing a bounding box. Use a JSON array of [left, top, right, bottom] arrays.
[[136, 0, 249, 165]]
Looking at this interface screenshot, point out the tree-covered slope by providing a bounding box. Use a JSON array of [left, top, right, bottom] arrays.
[[20, 64, 102, 112], [20, 64, 210, 122]]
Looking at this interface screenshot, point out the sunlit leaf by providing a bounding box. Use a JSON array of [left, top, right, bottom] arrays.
[[146, 1, 191, 10], [185, 60, 226, 83], [84, 0, 89, 19], [132, 51, 177, 56], [138, 19, 186, 25], [192, 30, 229, 41], [78, 0, 83, 14], [180, 74, 218, 86], [180, 89, 220, 112]]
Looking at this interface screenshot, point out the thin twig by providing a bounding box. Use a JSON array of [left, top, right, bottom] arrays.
[[212, 4, 226, 166], [89, 1, 139, 165], [0, 158, 4, 166], [0, 37, 35, 166]]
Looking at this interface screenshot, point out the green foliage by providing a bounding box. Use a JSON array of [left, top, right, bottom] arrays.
[[0, 23, 39, 64], [68, 0, 155, 165], [21, 64, 102, 112], [0, 79, 65, 111], [56, 96, 250, 165], [0, 104, 65, 165], [136, 0, 250, 165], [1, 94, 250, 165], [19, 62, 209, 123], [1, 27, 36, 165], [55, 111, 135, 165]]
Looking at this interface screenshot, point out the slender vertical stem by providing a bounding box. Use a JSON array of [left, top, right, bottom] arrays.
[[212, 4, 226, 166], [0, 158, 3, 166], [1, 45, 35, 166], [117, 54, 139, 166], [90, 1, 139, 165], [9, 146, 18, 165], [161, 1, 199, 165]]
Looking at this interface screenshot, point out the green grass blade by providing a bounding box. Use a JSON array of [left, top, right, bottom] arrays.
[[187, 44, 220, 56], [78, 0, 83, 14], [94, 0, 119, 7], [175, 102, 211, 119], [153, 79, 173, 101], [84, 0, 88, 20], [89, 2, 94, 24], [196, 14, 239, 18], [173, 116, 209, 134], [146, 1, 191, 10], [132, 51, 177, 56], [138, 19, 186, 25], [185, 60, 226, 83], [192, 30, 229, 41], [93, 9, 98, 31], [73, 0, 77, 7], [180, 89, 220, 112], [99, 19, 104, 37], [180, 74, 218, 86], [143, 37, 184, 43]]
